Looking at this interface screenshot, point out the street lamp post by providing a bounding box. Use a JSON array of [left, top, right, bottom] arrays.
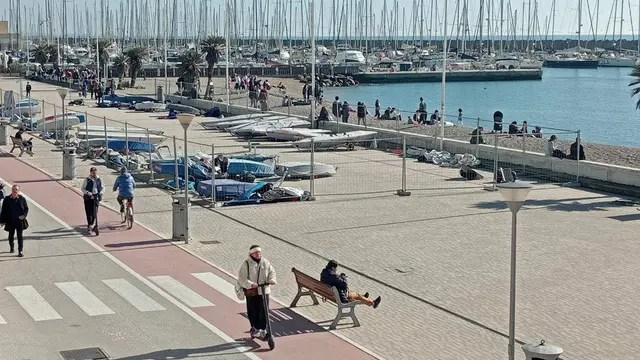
[[56, 87, 69, 145], [177, 114, 194, 244], [496, 180, 533, 360]]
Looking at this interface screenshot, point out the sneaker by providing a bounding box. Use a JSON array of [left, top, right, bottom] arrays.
[[17, 252, 23, 258], [9, 248, 14, 253], [250, 327, 257, 338], [363, 292, 369, 298], [257, 329, 267, 339], [373, 296, 381, 309]]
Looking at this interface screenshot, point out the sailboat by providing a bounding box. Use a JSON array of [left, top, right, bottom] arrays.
[[543, 0, 599, 69]]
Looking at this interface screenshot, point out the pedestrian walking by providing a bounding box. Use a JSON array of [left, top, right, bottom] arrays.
[[25, 82, 32, 98], [357, 101, 367, 126], [0, 184, 29, 257], [81, 167, 104, 235], [375, 99, 380, 118], [237, 245, 276, 340]]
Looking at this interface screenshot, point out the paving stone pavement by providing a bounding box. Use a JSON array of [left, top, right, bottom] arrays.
[[3, 77, 640, 359]]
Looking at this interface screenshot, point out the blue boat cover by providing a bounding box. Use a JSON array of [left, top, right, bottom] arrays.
[[108, 140, 156, 152], [196, 179, 254, 199], [227, 159, 274, 178], [204, 107, 222, 117], [151, 157, 210, 180]]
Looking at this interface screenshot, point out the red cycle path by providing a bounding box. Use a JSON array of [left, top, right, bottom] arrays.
[[0, 152, 377, 360]]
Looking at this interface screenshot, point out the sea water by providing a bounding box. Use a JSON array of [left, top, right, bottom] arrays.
[[322, 67, 640, 147]]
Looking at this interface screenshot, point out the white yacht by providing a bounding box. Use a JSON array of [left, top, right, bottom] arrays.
[[335, 50, 366, 64]]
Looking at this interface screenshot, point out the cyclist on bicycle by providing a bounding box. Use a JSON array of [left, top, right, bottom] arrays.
[[113, 167, 135, 221]]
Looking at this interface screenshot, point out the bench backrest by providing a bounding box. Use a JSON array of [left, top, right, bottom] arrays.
[[291, 267, 336, 300]]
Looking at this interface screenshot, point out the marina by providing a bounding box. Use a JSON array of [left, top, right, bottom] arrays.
[[3, 0, 640, 358]]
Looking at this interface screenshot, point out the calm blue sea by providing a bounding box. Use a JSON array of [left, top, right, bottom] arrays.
[[322, 67, 640, 147]]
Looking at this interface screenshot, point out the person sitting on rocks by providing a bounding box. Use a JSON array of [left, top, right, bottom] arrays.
[[532, 126, 542, 138], [508, 121, 520, 134], [320, 260, 381, 308], [568, 137, 585, 160], [470, 126, 485, 144], [546, 135, 566, 159]]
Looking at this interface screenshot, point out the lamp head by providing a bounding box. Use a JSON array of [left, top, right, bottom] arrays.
[[176, 113, 195, 131], [497, 180, 533, 213], [56, 87, 69, 100]]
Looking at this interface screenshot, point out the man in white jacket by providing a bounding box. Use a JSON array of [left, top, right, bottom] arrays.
[[238, 245, 276, 339]]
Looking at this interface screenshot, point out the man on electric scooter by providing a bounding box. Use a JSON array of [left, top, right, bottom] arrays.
[[321, 260, 381, 308]]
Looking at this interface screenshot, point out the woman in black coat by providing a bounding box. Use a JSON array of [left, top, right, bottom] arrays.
[[0, 184, 29, 257]]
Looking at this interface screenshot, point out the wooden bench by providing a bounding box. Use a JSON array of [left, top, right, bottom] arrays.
[[290, 267, 363, 330], [9, 136, 33, 157]]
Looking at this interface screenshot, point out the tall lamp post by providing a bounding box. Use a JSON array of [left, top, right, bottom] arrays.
[[177, 113, 194, 244], [496, 180, 533, 360], [56, 87, 69, 145]]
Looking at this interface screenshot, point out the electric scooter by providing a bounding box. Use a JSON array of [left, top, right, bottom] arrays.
[[256, 283, 275, 350]]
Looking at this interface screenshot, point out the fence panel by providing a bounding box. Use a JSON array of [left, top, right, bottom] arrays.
[[305, 136, 404, 197]]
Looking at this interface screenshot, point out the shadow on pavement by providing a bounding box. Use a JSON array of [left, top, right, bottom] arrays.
[[239, 306, 328, 338], [473, 195, 620, 212], [115, 342, 254, 359]]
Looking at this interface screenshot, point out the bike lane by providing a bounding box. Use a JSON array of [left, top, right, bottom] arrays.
[[0, 152, 378, 360]]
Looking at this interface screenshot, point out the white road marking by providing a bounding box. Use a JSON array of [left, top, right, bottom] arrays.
[[5, 285, 63, 321], [12, 184, 261, 360], [102, 279, 166, 312], [0, 313, 6, 324], [55, 281, 115, 316], [148, 275, 214, 308], [192, 272, 244, 304]]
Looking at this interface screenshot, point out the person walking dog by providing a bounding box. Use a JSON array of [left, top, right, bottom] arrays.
[[81, 167, 104, 235], [0, 184, 29, 257], [237, 245, 276, 339]]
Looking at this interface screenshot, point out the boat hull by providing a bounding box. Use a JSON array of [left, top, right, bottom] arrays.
[[351, 69, 542, 84], [543, 60, 599, 68]]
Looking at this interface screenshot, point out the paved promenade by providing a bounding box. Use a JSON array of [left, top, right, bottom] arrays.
[[0, 150, 377, 360], [2, 77, 640, 359]]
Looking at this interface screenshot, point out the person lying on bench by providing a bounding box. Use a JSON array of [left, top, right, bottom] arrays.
[[320, 260, 381, 308]]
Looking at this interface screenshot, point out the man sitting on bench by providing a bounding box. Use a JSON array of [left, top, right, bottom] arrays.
[[15, 128, 33, 153], [320, 260, 381, 308]]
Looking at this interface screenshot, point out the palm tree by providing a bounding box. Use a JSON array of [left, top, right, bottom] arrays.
[[177, 49, 203, 95], [123, 47, 146, 87], [91, 39, 111, 69], [630, 64, 640, 108], [200, 36, 226, 98], [112, 54, 128, 87], [33, 44, 57, 65]]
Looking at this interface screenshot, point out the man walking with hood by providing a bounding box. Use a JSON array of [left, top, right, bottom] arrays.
[[238, 245, 277, 339], [81, 167, 104, 234]]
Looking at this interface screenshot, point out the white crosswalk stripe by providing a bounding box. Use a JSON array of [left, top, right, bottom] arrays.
[[55, 281, 115, 316], [0, 313, 6, 325], [102, 279, 166, 312], [192, 272, 244, 304], [148, 275, 214, 308], [5, 285, 62, 321]]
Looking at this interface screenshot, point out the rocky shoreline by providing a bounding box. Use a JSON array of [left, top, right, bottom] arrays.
[[118, 76, 640, 170]]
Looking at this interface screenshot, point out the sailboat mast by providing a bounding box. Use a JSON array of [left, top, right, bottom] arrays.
[[619, 0, 624, 52], [439, 0, 448, 151], [577, 0, 582, 48], [500, 0, 504, 55]]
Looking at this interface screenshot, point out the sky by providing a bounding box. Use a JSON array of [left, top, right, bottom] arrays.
[[1, 0, 640, 39]]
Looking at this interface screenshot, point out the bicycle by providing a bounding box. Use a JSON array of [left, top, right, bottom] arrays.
[[120, 198, 134, 229]]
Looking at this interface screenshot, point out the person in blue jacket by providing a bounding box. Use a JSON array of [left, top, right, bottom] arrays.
[[320, 260, 381, 308], [113, 167, 136, 218]]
